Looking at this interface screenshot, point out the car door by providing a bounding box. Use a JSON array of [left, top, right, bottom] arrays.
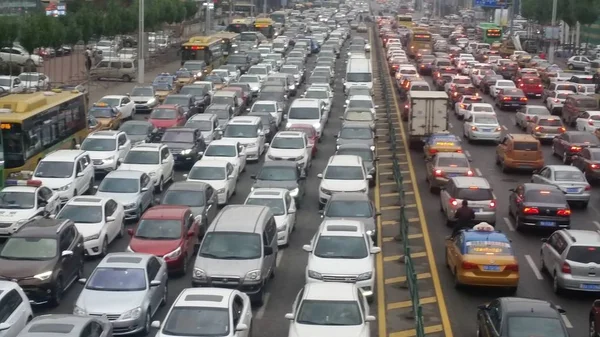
[[532, 167, 551, 184], [146, 257, 165, 313], [117, 133, 131, 160], [59, 226, 78, 280], [225, 163, 236, 192], [140, 174, 153, 210], [160, 147, 174, 179], [554, 133, 568, 154], [184, 212, 197, 252], [478, 299, 502, 337], [104, 199, 120, 242], [204, 185, 218, 224], [496, 136, 508, 160], [74, 157, 88, 194], [543, 232, 567, 273], [0, 289, 28, 337], [286, 192, 296, 229], [576, 111, 590, 131], [237, 143, 247, 172]]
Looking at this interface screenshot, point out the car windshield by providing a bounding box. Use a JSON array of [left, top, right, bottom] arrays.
[[135, 219, 182, 239], [124, 151, 159, 164], [456, 187, 494, 201], [246, 197, 285, 215], [58, 205, 103, 223], [99, 178, 139, 193], [150, 108, 177, 120], [289, 107, 320, 119], [473, 115, 498, 124], [537, 119, 562, 126], [0, 191, 35, 209], [81, 138, 116, 151], [0, 237, 57, 260], [212, 96, 233, 105], [224, 125, 257, 138], [19, 73, 39, 82], [199, 232, 262, 259], [132, 87, 153, 96], [553, 170, 585, 181], [188, 166, 226, 180], [507, 316, 567, 337], [121, 123, 150, 135], [346, 111, 373, 121], [326, 200, 372, 217], [162, 190, 206, 207], [163, 307, 229, 336], [98, 98, 120, 107], [314, 235, 368, 259], [325, 166, 364, 180], [162, 131, 194, 143], [86, 267, 147, 291], [556, 93, 569, 99], [34, 161, 73, 178], [472, 105, 494, 112], [186, 120, 213, 131], [252, 103, 276, 113], [296, 300, 362, 325], [272, 137, 304, 149], [205, 145, 236, 157], [570, 133, 599, 143], [340, 127, 372, 139], [89, 107, 115, 118], [526, 107, 549, 115], [258, 167, 297, 181], [239, 75, 259, 83]]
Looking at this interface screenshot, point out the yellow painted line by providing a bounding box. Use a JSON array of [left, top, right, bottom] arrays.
[[380, 181, 397, 186], [385, 272, 432, 284], [382, 204, 416, 211], [381, 192, 399, 198], [380, 170, 410, 176], [390, 325, 444, 337], [384, 251, 427, 262], [382, 233, 424, 243], [382, 220, 398, 226], [387, 296, 437, 310], [384, 41, 454, 337]]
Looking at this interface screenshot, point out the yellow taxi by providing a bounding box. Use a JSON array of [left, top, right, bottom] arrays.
[[423, 132, 463, 159], [88, 103, 122, 130], [175, 68, 195, 87], [445, 225, 519, 293]]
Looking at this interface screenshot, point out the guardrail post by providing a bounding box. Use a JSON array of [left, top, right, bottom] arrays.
[[415, 306, 426, 337]]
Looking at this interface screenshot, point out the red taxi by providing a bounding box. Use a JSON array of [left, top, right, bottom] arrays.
[[148, 104, 187, 129], [516, 75, 543, 97]]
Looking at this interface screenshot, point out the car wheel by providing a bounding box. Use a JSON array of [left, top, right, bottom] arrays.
[[142, 312, 151, 335], [161, 284, 168, 307], [539, 253, 546, 273], [101, 237, 109, 256], [50, 277, 63, 306], [181, 254, 188, 275], [157, 177, 164, 192], [563, 152, 570, 164], [568, 64, 574, 70], [590, 315, 597, 337], [553, 272, 563, 294], [118, 220, 125, 238]]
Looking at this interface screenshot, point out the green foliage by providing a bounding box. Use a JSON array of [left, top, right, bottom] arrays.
[[63, 16, 81, 46], [184, 0, 199, 20], [48, 18, 66, 49], [19, 16, 40, 55], [521, 0, 553, 24], [522, 0, 600, 26]]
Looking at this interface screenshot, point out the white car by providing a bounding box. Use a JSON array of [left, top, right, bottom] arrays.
[[202, 139, 247, 177], [444, 75, 472, 93], [284, 282, 375, 337], [318, 155, 371, 208], [470, 68, 492, 87], [56, 196, 125, 257], [266, 131, 312, 174], [117, 143, 174, 192], [239, 75, 262, 95], [460, 103, 496, 121], [245, 188, 296, 246], [97, 95, 136, 119], [151, 288, 253, 337], [463, 112, 502, 142], [79, 130, 132, 173], [33, 150, 95, 204], [250, 100, 283, 126], [186, 159, 238, 205], [489, 80, 517, 98], [345, 95, 377, 115], [0, 180, 61, 236], [304, 86, 334, 114], [0, 281, 33, 337], [211, 69, 233, 83], [575, 110, 600, 132], [0, 76, 24, 94], [303, 219, 380, 299], [454, 95, 483, 117], [220, 116, 266, 161], [247, 65, 270, 81], [18, 72, 50, 91], [545, 90, 571, 115], [286, 99, 327, 137]]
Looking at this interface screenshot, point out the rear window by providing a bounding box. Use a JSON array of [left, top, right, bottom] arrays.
[[567, 246, 600, 264], [557, 84, 577, 92], [502, 89, 524, 96], [453, 78, 471, 85], [570, 133, 599, 143], [573, 77, 593, 84], [465, 241, 512, 255], [411, 85, 430, 91], [575, 99, 599, 109], [455, 188, 494, 201], [457, 86, 476, 94], [524, 78, 541, 84], [537, 119, 562, 126], [513, 142, 539, 151], [436, 60, 451, 67], [524, 190, 565, 203], [437, 157, 469, 167]]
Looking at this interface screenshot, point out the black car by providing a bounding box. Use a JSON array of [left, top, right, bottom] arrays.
[[248, 111, 277, 141], [226, 54, 252, 74], [508, 183, 571, 231], [258, 86, 288, 110], [251, 161, 306, 204], [477, 297, 569, 337], [158, 181, 218, 236], [205, 103, 232, 128], [0, 217, 85, 306], [163, 94, 200, 116], [552, 131, 600, 164], [119, 120, 156, 144], [179, 84, 212, 112], [160, 127, 207, 166]]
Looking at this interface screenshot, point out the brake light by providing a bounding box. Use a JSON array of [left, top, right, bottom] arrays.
[[535, 126, 543, 132], [558, 127, 566, 133], [489, 200, 496, 208], [434, 169, 443, 177], [429, 148, 438, 154], [591, 164, 600, 169], [460, 104, 466, 109], [503, 96, 511, 101], [421, 65, 425, 68], [589, 119, 595, 126], [404, 104, 409, 109], [453, 92, 458, 97], [523, 207, 539, 215], [467, 170, 474, 176], [538, 84, 542, 88], [450, 198, 458, 206], [456, 149, 462, 153], [495, 126, 502, 131], [461, 261, 478, 270], [519, 83, 524, 87], [471, 126, 478, 131], [505, 264, 519, 272], [570, 146, 582, 152], [561, 262, 571, 274], [554, 99, 560, 103], [585, 185, 592, 191], [557, 209, 571, 216], [520, 97, 528, 102], [502, 66, 506, 70]]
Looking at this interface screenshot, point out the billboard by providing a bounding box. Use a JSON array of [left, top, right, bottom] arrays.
[[474, 0, 508, 8]]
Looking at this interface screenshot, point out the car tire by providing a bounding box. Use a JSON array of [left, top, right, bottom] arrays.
[[568, 64, 574, 70], [142, 312, 151, 335], [553, 272, 563, 294], [118, 219, 125, 238], [101, 237, 108, 257], [540, 253, 547, 273], [453, 268, 461, 289], [161, 283, 168, 307], [50, 276, 63, 307], [157, 177, 164, 193]]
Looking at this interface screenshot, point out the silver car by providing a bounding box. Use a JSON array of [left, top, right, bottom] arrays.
[[73, 253, 168, 335], [440, 177, 497, 226], [335, 122, 375, 150], [540, 229, 600, 293], [320, 192, 379, 242], [340, 108, 377, 130], [531, 165, 591, 205], [515, 105, 551, 130], [94, 170, 154, 220], [18, 315, 112, 337]]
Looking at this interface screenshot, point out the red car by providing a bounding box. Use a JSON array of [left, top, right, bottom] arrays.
[[286, 124, 319, 157], [516, 75, 543, 97], [148, 104, 187, 129], [127, 205, 199, 274]]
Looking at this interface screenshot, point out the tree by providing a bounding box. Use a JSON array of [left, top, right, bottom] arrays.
[[63, 16, 81, 47], [573, 0, 600, 26], [48, 18, 66, 51], [19, 16, 40, 57], [184, 0, 198, 20], [520, 0, 553, 24], [35, 14, 54, 49], [75, 9, 94, 45], [4, 17, 20, 49], [90, 12, 106, 39]]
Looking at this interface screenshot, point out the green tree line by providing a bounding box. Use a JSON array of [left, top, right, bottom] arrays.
[[0, 0, 199, 57], [521, 0, 600, 27]]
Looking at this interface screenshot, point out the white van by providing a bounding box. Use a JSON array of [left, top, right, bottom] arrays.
[[344, 58, 373, 95]]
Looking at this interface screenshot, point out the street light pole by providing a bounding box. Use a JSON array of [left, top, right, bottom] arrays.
[[263, 0, 266, 15], [137, 0, 145, 84], [548, 0, 557, 64]]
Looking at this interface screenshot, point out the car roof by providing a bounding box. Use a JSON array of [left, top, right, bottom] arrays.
[[25, 314, 98, 336], [328, 154, 363, 166], [319, 219, 365, 237], [544, 165, 581, 172], [131, 143, 163, 151], [262, 160, 298, 168], [337, 143, 372, 151], [189, 114, 217, 121], [291, 99, 321, 107], [303, 282, 358, 301], [98, 252, 153, 268], [562, 229, 600, 245], [66, 196, 107, 206], [328, 192, 371, 202], [42, 150, 86, 161], [16, 218, 71, 237], [192, 159, 229, 168], [248, 188, 288, 199], [275, 131, 304, 138], [451, 177, 491, 189], [173, 288, 235, 309]]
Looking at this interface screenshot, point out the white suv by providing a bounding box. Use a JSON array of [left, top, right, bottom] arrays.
[[79, 130, 132, 173], [317, 155, 371, 208], [117, 143, 174, 192], [220, 116, 266, 161], [303, 219, 380, 299], [0, 280, 33, 337], [266, 131, 312, 175]]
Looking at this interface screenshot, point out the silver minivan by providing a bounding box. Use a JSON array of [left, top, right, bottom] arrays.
[[90, 57, 137, 82], [192, 205, 278, 306]]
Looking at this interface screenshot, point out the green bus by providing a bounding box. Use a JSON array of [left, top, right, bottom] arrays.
[[479, 23, 503, 43]]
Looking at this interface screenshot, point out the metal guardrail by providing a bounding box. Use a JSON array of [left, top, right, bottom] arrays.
[[375, 25, 426, 337]]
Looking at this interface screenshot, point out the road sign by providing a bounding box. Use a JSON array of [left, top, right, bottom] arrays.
[[474, 0, 508, 8]]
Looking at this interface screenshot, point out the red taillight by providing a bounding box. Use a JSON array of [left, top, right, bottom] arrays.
[[558, 127, 566, 133], [519, 83, 524, 87], [453, 92, 458, 97], [585, 185, 592, 191], [570, 146, 582, 152], [520, 97, 528, 102], [462, 261, 478, 270], [450, 198, 458, 206], [489, 200, 496, 208], [557, 209, 571, 216], [456, 149, 462, 153], [429, 148, 438, 154], [460, 104, 466, 109], [523, 207, 539, 215], [589, 120, 595, 126], [505, 264, 519, 272], [502, 66, 506, 70], [591, 164, 600, 169], [471, 126, 478, 131], [554, 99, 560, 103], [467, 170, 474, 176], [561, 262, 571, 274], [434, 169, 443, 177], [421, 65, 425, 68], [404, 104, 409, 109], [535, 126, 543, 132], [503, 96, 511, 101], [538, 84, 542, 88]]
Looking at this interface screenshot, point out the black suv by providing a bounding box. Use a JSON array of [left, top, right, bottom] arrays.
[[180, 84, 212, 112], [0, 217, 84, 306], [163, 94, 200, 116], [160, 127, 207, 167], [226, 53, 252, 74]]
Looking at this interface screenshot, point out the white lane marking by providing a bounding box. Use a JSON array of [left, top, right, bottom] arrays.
[[475, 168, 482, 176], [594, 221, 600, 230], [464, 150, 471, 158], [524, 254, 544, 280], [509, 116, 516, 126], [501, 125, 508, 131], [561, 314, 573, 329], [503, 217, 515, 231], [256, 292, 271, 319], [449, 122, 454, 129], [276, 250, 284, 267]]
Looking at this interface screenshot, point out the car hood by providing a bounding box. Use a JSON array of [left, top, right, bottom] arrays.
[[0, 209, 38, 223], [88, 151, 116, 160], [131, 95, 154, 102], [74, 223, 104, 238], [76, 289, 148, 315], [33, 177, 72, 189], [195, 257, 260, 278], [200, 131, 214, 139], [321, 179, 367, 192], [253, 180, 298, 190], [324, 216, 375, 232], [94, 192, 139, 206], [308, 255, 372, 275], [268, 148, 305, 158], [129, 238, 182, 257], [162, 142, 193, 150], [289, 324, 369, 337], [0, 258, 55, 279], [337, 138, 374, 147], [118, 164, 158, 176]]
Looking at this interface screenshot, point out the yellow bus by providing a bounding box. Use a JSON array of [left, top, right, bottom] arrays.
[[210, 32, 240, 56], [254, 18, 275, 39], [396, 14, 413, 28], [408, 29, 433, 57], [181, 36, 226, 73], [0, 89, 89, 180], [226, 18, 255, 33]]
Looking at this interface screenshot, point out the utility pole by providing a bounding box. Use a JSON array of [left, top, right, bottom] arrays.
[[137, 0, 145, 84], [205, 1, 212, 34], [548, 0, 557, 64], [263, 0, 266, 15], [508, 2, 514, 37]]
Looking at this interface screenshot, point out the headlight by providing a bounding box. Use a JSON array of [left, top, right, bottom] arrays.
[[120, 307, 142, 320], [216, 188, 225, 193], [124, 202, 136, 209], [193, 268, 207, 280], [163, 247, 182, 260], [33, 271, 52, 281], [321, 187, 332, 195], [147, 98, 156, 105], [357, 272, 373, 281], [85, 233, 100, 242], [126, 245, 134, 252], [149, 172, 156, 177], [245, 269, 261, 281], [308, 270, 323, 280], [289, 84, 296, 90], [277, 224, 288, 232], [103, 156, 114, 162], [370, 146, 375, 151], [294, 155, 304, 161], [58, 183, 71, 191], [180, 149, 192, 155], [73, 306, 87, 316]]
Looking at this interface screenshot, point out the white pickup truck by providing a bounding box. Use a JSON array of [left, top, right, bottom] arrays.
[[0, 46, 43, 67], [407, 91, 449, 149]]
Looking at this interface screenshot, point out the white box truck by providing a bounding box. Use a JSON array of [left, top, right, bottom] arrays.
[[407, 91, 449, 149]]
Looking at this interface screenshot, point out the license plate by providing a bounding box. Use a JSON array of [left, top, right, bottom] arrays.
[[483, 265, 500, 271], [447, 173, 458, 177], [566, 188, 579, 193], [540, 221, 556, 227], [518, 164, 532, 168], [581, 284, 600, 290]]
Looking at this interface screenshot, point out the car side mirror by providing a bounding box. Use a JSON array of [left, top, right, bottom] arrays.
[[532, 170, 539, 174], [365, 315, 376, 322], [285, 313, 294, 320], [477, 304, 488, 310], [77, 278, 87, 285], [127, 228, 134, 236], [302, 244, 312, 252], [370, 247, 381, 254], [251, 174, 257, 179], [317, 173, 323, 179], [264, 246, 274, 255], [61, 250, 73, 257], [236, 324, 249, 332], [76, 171, 85, 177], [106, 216, 116, 222], [151, 321, 161, 329], [150, 280, 161, 287]]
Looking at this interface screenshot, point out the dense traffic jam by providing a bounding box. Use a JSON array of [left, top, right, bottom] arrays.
[[377, 4, 600, 337], [0, 3, 388, 337]]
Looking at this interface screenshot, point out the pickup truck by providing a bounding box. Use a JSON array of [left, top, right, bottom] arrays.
[[407, 91, 449, 149], [0, 47, 43, 67]]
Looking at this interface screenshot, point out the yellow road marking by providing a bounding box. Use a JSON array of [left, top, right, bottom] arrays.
[[379, 161, 409, 166], [384, 41, 454, 337], [385, 273, 432, 284], [387, 296, 437, 310], [390, 325, 444, 337], [382, 233, 424, 243], [384, 251, 427, 262]]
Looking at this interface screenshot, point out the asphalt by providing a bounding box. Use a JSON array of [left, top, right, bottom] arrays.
[[34, 25, 380, 337]]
